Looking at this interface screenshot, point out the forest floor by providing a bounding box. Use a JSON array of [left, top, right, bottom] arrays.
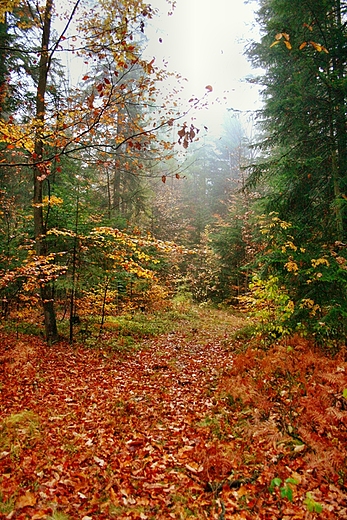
[[0, 304, 347, 519]]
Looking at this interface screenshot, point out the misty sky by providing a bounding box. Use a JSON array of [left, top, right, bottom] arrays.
[[145, 0, 262, 132]]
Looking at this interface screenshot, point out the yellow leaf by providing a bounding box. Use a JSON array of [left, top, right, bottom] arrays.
[[284, 41, 292, 50], [312, 42, 323, 51], [270, 40, 280, 48], [275, 33, 283, 41], [299, 41, 308, 50], [0, 0, 20, 22], [309, 41, 328, 52]]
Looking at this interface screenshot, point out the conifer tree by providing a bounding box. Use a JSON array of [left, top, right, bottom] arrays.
[[247, 0, 347, 243]]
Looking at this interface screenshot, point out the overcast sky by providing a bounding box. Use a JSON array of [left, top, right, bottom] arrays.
[[145, 0, 262, 133]]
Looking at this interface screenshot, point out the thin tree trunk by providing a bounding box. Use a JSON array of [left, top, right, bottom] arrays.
[[33, 0, 58, 344], [0, 14, 8, 114], [113, 166, 121, 214], [106, 169, 112, 220], [99, 277, 109, 337], [69, 190, 79, 344]]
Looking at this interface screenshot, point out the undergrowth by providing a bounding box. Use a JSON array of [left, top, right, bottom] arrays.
[[194, 333, 347, 516]]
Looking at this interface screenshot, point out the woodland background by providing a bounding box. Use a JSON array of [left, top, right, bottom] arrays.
[[1, 0, 347, 347], [0, 0, 347, 518]]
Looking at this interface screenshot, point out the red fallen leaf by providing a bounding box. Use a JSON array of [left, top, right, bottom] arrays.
[[205, 85, 213, 92], [82, 75, 89, 81], [175, 174, 180, 179], [15, 491, 37, 509], [161, 175, 166, 183]]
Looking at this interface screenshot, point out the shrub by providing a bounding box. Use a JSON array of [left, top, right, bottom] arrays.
[[243, 213, 347, 347]]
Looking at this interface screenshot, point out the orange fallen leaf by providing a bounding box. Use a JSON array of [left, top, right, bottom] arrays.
[[110, 486, 118, 505], [16, 491, 37, 509], [236, 485, 248, 498], [31, 511, 50, 519]]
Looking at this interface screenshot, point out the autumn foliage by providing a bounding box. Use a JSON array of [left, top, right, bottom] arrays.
[[0, 307, 346, 519]]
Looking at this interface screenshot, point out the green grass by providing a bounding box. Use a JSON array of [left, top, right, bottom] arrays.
[[0, 494, 15, 515], [2, 319, 44, 337], [74, 305, 200, 350], [47, 512, 71, 520], [0, 410, 41, 452], [2, 299, 247, 356]]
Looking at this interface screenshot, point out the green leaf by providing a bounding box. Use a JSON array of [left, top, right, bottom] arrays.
[[343, 388, 347, 399], [285, 477, 299, 485], [304, 493, 323, 513], [280, 485, 293, 502], [269, 477, 282, 492]]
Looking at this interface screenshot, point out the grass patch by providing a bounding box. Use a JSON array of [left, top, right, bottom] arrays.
[[2, 319, 44, 337], [70, 305, 200, 351], [47, 512, 71, 520], [91, 304, 246, 352], [0, 493, 15, 515], [0, 410, 41, 453]]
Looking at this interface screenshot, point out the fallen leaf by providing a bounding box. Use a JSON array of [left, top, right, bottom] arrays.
[[110, 487, 117, 504], [15, 491, 36, 509], [31, 511, 50, 519], [294, 444, 305, 452]]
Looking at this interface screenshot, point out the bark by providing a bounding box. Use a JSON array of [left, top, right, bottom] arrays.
[[33, 0, 58, 344], [113, 167, 121, 213], [0, 15, 8, 114]]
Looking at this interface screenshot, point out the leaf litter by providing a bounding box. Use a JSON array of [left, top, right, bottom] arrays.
[[0, 310, 346, 519]]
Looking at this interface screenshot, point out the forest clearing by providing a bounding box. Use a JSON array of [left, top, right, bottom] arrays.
[[0, 303, 346, 519]]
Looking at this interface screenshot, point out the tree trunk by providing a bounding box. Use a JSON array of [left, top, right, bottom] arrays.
[[0, 14, 8, 114], [33, 0, 58, 344], [113, 165, 121, 213]]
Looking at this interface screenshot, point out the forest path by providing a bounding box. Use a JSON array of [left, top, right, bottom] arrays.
[[0, 308, 249, 520]]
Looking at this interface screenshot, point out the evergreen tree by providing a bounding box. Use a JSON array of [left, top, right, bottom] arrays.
[[247, 0, 347, 243]]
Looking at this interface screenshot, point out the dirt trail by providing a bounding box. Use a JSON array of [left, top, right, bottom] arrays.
[[0, 310, 247, 519], [2, 308, 347, 519]]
